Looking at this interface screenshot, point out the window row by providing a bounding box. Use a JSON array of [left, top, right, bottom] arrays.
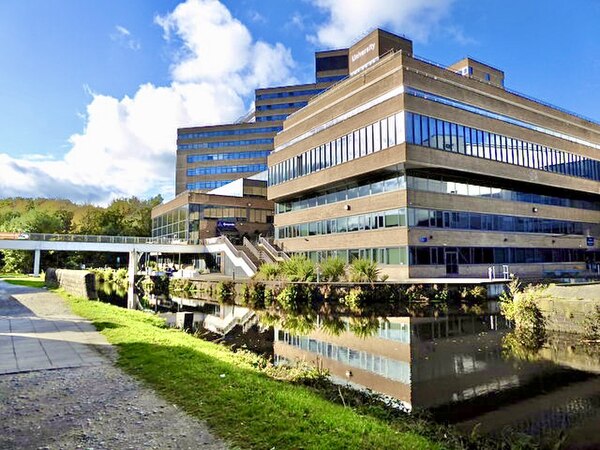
[[406, 111, 600, 182], [409, 208, 596, 236], [256, 89, 323, 101], [276, 173, 405, 213], [409, 246, 588, 265], [186, 164, 266, 176], [186, 180, 232, 191], [269, 112, 404, 185], [189, 204, 271, 223], [256, 101, 308, 111], [316, 75, 347, 83], [405, 87, 600, 153], [187, 150, 271, 163], [256, 114, 290, 122], [299, 247, 409, 266], [407, 176, 600, 211], [178, 126, 281, 141], [178, 138, 273, 150], [275, 208, 407, 239], [152, 206, 188, 239]]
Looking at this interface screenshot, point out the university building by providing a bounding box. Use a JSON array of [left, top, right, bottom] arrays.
[[154, 48, 349, 244], [175, 49, 349, 195], [268, 29, 600, 280]]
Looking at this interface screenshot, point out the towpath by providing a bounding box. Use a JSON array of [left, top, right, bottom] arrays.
[[0, 280, 228, 450]]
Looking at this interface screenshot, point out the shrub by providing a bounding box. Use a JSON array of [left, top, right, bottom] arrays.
[[276, 284, 311, 312], [582, 306, 600, 341], [319, 257, 346, 282], [499, 279, 546, 330], [255, 262, 282, 281], [348, 258, 381, 283], [281, 256, 316, 282], [115, 268, 128, 281]]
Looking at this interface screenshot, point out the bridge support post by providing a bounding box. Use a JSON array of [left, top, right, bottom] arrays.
[[33, 249, 41, 277], [127, 250, 139, 310]]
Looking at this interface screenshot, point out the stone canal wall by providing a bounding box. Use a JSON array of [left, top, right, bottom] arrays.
[[45, 268, 97, 300], [538, 283, 600, 335]]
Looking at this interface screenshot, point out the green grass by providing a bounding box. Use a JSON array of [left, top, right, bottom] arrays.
[[0, 274, 45, 289], [58, 292, 444, 450]]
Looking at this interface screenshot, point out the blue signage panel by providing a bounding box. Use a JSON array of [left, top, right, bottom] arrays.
[[217, 220, 236, 229], [587, 236, 595, 247]]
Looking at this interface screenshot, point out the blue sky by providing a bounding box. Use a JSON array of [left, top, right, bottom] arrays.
[[0, 0, 598, 204]]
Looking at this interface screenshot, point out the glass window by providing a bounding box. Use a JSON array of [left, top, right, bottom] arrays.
[[388, 115, 396, 146], [373, 121, 381, 152], [385, 210, 400, 227], [366, 125, 374, 154]]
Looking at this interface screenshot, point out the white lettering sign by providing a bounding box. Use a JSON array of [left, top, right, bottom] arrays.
[[351, 43, 376, 63]]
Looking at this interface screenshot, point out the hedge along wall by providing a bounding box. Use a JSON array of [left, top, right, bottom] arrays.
[[45, 268, 97, 300], [538, 284, 600, 335]]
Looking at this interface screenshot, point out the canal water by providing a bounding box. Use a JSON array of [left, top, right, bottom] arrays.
[[98, 285, 600, 447]]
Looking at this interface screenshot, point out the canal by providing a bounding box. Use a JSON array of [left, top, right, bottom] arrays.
[[98, 282, 600, 447]]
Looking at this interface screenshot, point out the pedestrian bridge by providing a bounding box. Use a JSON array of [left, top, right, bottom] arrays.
[[0, 233, 257, 278]]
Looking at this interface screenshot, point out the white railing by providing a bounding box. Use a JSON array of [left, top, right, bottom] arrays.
[[205, 236, 257, 274], [18, 233, 192, 245], [242, 237, 261, 260], [258, 237, 290, 262]]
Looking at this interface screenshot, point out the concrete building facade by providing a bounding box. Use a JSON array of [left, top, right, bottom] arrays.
[[152, 176, 273, 244], [268, 29, 600, 280], [176, 49, 349, 195]]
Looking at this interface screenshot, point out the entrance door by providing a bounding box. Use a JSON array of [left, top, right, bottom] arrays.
[[445, 250, 459, 275]]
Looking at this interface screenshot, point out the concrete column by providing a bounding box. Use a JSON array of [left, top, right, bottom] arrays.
[[33, 249, 41, 277], [127, 250, 138, 310]]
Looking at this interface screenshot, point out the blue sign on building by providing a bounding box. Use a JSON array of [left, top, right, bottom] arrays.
[[586, 236, 595, 247]]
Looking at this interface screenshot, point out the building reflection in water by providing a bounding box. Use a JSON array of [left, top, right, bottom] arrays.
[[272, 313, 600, 444]]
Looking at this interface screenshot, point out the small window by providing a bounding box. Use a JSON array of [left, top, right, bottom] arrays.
[[485, 73, 491, 82]]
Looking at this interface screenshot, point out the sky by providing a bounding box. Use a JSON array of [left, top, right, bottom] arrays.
[[0, 0, 598, 205]]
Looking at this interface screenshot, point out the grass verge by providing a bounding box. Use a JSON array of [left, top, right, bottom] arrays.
[[0, 274, 45, 289], [54, 291, 445, 450]]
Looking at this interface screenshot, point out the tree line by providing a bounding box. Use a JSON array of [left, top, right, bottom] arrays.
[[0, 195, 162, 273]]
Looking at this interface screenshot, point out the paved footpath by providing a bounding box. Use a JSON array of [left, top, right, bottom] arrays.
[[0, 280, 228, 450]]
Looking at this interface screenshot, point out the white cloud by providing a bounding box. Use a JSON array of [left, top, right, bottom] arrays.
[[309, 0, 454, 47], [111, 25, 141, 51], [0, 0, 297, 205]]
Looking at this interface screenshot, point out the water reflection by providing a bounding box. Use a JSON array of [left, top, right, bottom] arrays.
[[209, 303, 600, 444], [96, 285, 600, 445]]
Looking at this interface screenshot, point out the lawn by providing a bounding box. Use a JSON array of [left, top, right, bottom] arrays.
[[0, 274, 45, 289]]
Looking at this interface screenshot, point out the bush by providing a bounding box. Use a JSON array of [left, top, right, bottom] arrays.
[[319, 257, 346, 282], [281, 256, 316, 282], [348, 258, 381, 283], [255, 262, 281, 281], [499, 279, 546, 330], [582, 306, 600, 341], [276, 284, 311, 312]]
